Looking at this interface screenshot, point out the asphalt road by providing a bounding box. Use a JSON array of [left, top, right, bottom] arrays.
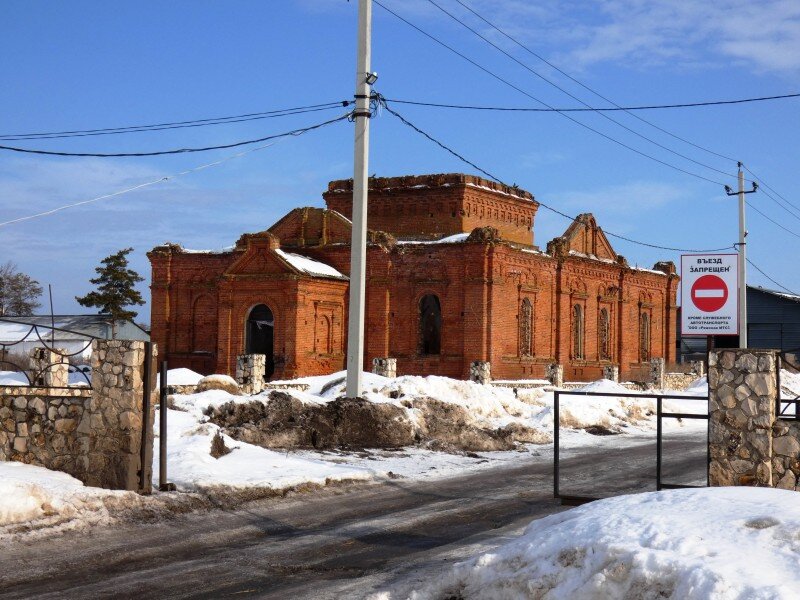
[[0, 433, 707, 600]]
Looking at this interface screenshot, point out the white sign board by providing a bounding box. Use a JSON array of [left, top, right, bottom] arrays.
[[681, 253, 739, 336]]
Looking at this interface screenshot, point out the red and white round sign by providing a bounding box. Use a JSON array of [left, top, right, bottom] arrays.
[[691, 274, 728, 312]]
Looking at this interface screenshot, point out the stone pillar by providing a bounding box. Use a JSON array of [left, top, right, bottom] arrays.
[[602, 365, 619, 383], [692, 360, 705, 379], [709, 349, 777, 487], [470, 361, 491, 384], [236, 354, 266, 395], [546, 363, 564, 388], [372, 357, 397, 378], [649, 357, 665, 389], [77, 340, 155, 493], [29, 347, 69, 388]]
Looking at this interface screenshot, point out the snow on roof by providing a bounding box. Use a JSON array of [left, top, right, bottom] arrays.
[[750, 285, 800, 303], [396, 232, 470, 245], [274, 249, 347, 280], [181, 245, 235, 254]]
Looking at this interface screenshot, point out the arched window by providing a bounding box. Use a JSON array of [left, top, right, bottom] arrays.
[[246, 304, 275, 379], [520, 297, 533, 356], [419, 294, 441, 355], [599, 308, 611, 361], [640, 312, 651, 362], [573, 304, 584, 360]]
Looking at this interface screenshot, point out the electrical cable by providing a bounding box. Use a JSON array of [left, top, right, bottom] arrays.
[[373, 0, 730, 187], [742, 164, 800, 216], [450, 0, 742, 165], [380, 100, 735, 254], [0, 101, 351, 140], [424, 0, 740, 182], [0, 113, 351, 157], [0, 111, 351, 227], [746, 200, 800, 240], [384, 93, 800, 112], [747, 259, 799, 296]]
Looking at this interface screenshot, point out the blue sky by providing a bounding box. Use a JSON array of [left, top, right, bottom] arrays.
[[1, 0, 798, 322]]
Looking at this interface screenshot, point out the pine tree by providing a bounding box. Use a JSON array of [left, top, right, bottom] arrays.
[[76, 248, 145, 326], [0, 262, 42, 316]]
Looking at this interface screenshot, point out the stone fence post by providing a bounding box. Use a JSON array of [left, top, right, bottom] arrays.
[[692, 360, 705, 379], [709, 349, 778, 487], [602, 365, 619, 383], [546, 363, 564, 388], [77, 340, 155, 493], [29, 347, 69, 388], [649, 357, 665, 389], [470, 361, 491, 384], [372, 357, 397, 378], [236, 354, 266, 395]]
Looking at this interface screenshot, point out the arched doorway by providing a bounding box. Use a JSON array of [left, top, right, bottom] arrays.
[[246, 304, 275, 380]]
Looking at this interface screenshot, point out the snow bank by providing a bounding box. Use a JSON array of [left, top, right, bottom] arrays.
[[406, 487, 800, 600], [158, 367, 203, 387], [0, 462, 135, 536]]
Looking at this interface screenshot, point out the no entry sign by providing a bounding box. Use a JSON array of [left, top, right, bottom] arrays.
[[681, 254, 739, 336]]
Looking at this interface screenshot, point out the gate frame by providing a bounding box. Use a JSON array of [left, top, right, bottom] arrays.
[[554, 389, 710, 505]]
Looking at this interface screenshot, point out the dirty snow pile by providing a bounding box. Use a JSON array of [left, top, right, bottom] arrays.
[[403, 487, 800, 600], [154, 408, 374, 492], [0, 461, 136, 539]]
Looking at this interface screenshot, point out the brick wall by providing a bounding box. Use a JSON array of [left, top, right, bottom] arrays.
[[324, 173, 538, 246]]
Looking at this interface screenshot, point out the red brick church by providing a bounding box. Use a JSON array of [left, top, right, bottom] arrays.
[[148, 173, 678, 382]]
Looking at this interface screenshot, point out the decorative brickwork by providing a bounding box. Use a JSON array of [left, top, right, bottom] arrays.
[[149, 174, 678, 383]]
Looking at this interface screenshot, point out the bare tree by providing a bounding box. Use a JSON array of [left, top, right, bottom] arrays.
[[0, 262, 43, 316]]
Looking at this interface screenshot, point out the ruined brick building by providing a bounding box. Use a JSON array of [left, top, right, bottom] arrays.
[[148, 174, 678, 383]]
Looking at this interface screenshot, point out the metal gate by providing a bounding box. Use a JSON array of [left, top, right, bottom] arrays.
[[554, 389, 709, 505]]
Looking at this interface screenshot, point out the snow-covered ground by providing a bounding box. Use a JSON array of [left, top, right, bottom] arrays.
[[0, 371, 714, 543], [397, 487, 800, 600], [0, 461, 140, 541]]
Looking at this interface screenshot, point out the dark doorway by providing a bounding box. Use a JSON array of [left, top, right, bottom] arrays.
[[246, 304, 275, 380], [419, 294, 442, 355]]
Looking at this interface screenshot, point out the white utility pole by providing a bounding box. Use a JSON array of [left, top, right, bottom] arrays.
[[346, 0, 374, 398], [726, 162, 758, 349]]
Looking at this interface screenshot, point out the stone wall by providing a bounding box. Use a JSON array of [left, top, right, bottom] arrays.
[[0, 340, 155, 492], [0, 387, 91, 473], [709, 349, 778, 487], [372, 357, 397, 379], [470, 361, 491, 384]]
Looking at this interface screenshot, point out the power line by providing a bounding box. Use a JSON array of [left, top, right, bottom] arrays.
[[450, 0, 741, 164], [747, 259, 799, 296], [742, 164, 800, 216], [746, 200, 800, 240], [0, 113, 351, 158], [0, 111, 352, 228], [380, 100, 735, 254], [384, 93, 800, 112], [0, 101, 351, 140], [373, 0, 730, 187], [424, 0, 739, 183]]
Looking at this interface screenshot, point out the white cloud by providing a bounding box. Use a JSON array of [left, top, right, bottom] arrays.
[[547, 179, 688, 214]]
